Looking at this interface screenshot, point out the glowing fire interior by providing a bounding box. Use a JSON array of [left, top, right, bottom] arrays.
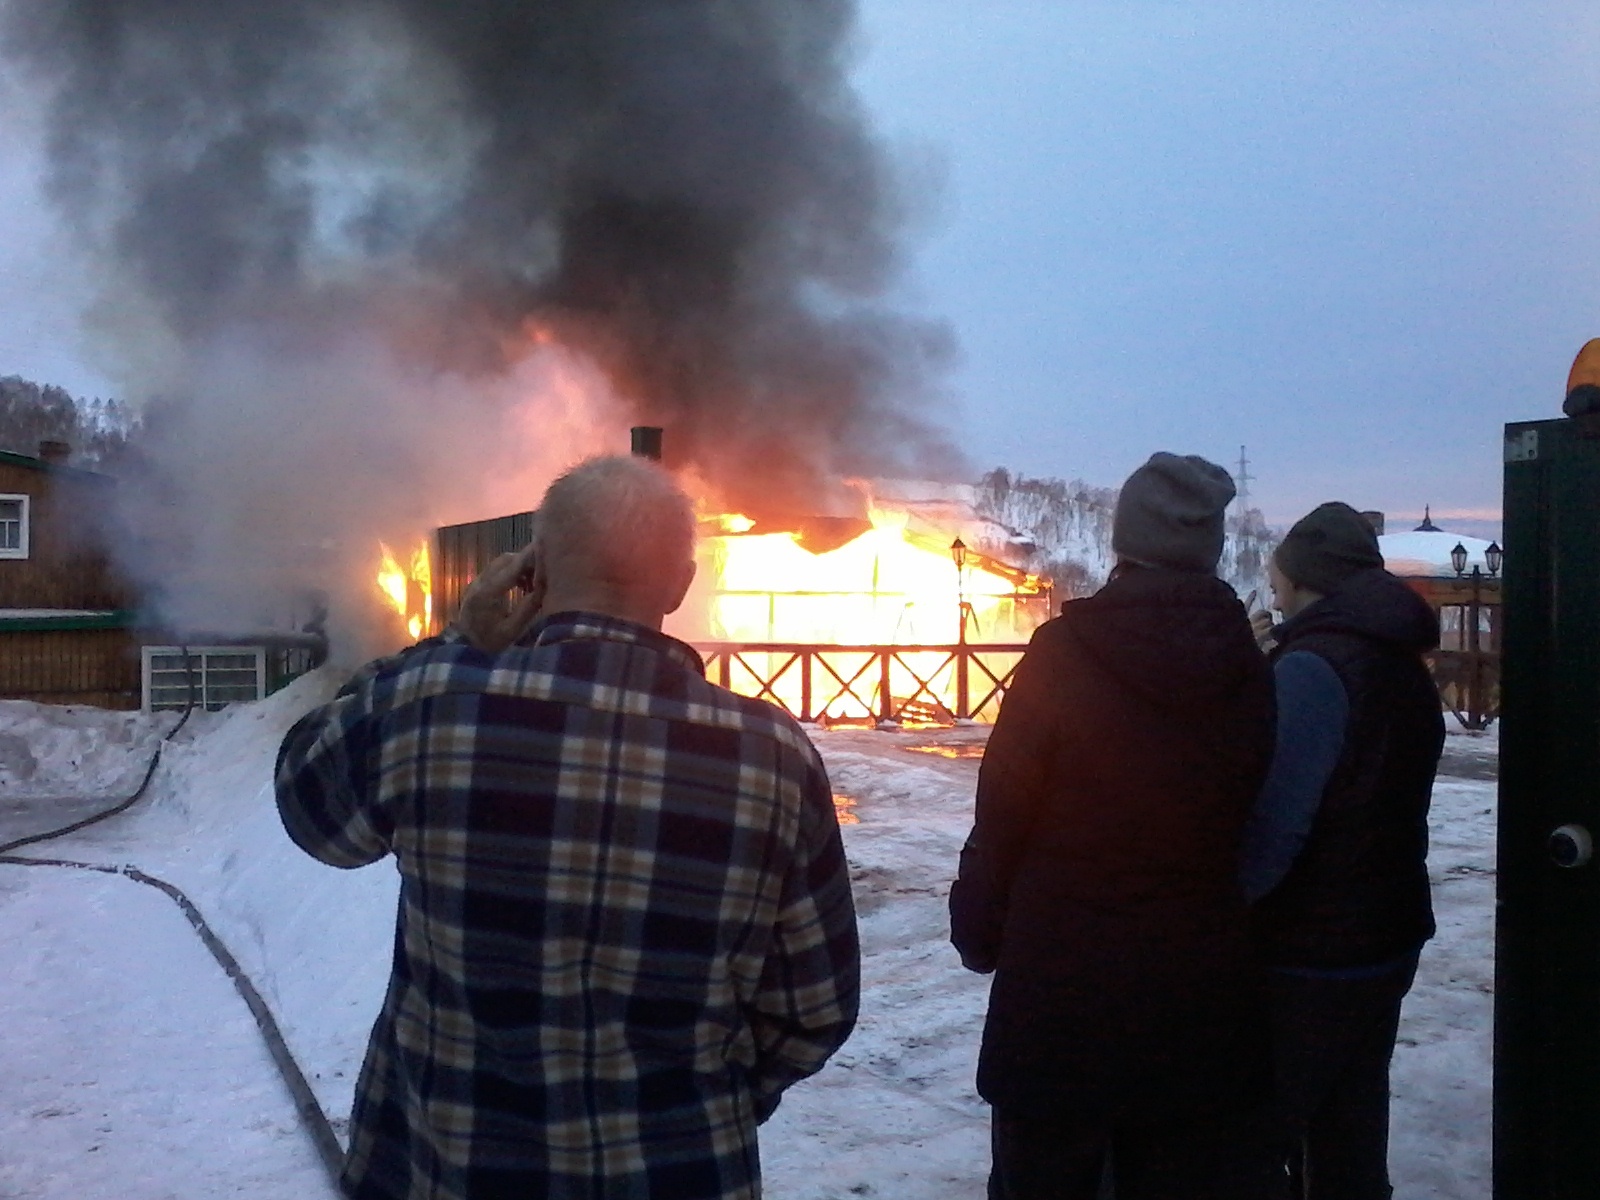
[[694, 505, 1048, 723], [372, 499, 1046, 724], [377, 541, 433, 641], [704, 506, 1041, 645]]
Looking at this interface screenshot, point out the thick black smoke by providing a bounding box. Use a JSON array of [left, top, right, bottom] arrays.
[[5, 0, 960, 518]]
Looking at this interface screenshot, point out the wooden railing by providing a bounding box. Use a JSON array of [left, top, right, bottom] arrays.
[[1426, 647, 1500, 732], [695, 642, 1028, 724]]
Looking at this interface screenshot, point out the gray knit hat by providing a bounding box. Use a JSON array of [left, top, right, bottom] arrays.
[[1111, 452, 1236, 573], [1274, 501, 1384, 596]]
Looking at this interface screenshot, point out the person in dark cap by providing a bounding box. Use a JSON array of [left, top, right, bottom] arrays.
[[951, 452, 1278, 1199], [1241, 501, 1444, 1199]]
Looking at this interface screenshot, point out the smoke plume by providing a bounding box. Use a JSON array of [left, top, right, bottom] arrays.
[[4, 1, 960, 639]]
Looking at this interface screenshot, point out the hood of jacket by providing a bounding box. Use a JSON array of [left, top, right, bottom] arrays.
[[1062, 565, 1264, 711], [1274, 567, 1440, 654]]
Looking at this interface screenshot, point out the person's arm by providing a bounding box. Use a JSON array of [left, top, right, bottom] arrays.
[[274, 648, 416, 869], [1239, 651, 1349, 902], [949, 628, 1059, 974], [745, 752, 861, 1123], [275, 543, 546, 867]]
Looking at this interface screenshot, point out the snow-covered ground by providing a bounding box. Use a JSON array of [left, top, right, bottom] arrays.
[[0, 677, 1495, 1198]]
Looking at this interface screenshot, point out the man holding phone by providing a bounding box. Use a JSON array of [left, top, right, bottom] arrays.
[[276, 455, 859, 1200], [1241, 502, 1442, 1198]]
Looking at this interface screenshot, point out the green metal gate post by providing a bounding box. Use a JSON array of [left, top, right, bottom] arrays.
[[1496, 414, 1600, 1198]]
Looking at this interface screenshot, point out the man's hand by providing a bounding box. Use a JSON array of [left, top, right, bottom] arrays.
[[455, 542, 544, 654], [1249, 606, 1278, 652]]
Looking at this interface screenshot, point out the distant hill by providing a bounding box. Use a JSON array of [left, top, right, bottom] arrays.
[[971, 467, 1278, 603]]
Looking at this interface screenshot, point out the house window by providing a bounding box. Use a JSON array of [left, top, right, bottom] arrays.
[[0, 494, 28, 559], [142, 646, 266, 712]]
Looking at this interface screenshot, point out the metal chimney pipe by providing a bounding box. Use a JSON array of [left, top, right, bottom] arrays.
[[630, 426, 663, 461]]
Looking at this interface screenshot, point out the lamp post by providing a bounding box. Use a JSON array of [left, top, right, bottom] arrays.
[[951, 538, 970, 720], [1452, 541, 1503, 730], [950, 538, 968, 643]]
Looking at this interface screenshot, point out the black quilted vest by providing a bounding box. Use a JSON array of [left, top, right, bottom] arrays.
[[1252, 569, 1444, 969]]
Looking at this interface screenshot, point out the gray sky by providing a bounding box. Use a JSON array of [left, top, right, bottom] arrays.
[[4, 3, 1598, 533]]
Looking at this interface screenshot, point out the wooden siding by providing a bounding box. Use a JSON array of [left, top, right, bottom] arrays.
[[0, 459, 130, 610], [0, 627, 142, 709], [434, 511, 537, 633]]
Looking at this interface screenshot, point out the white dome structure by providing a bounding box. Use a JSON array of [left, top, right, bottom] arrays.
[[1379, 530, 1500, 579]]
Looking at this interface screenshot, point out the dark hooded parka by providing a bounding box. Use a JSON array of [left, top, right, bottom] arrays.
[[1248, 566, 1443, 968], [950, 565, 1276, 1123]]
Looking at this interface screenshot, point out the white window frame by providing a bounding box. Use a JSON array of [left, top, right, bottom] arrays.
[[141, 645, 267, 713], [0, 493, 29, 559]]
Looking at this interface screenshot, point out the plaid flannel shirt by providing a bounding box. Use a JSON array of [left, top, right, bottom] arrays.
[[274, 613, 859, 1200]]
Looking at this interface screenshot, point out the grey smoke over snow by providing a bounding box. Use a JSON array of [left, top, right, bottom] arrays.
[[3, 0, 959, 639]]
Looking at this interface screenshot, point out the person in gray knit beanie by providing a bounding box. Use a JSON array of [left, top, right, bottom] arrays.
[[1111, 452, 1237, 573], [1273, 501, 1385, 597]]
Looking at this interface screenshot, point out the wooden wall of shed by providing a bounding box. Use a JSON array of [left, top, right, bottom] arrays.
[[0, 628, 142, 709], [434, 511, 537, 632], [0, 461, 130, 610]]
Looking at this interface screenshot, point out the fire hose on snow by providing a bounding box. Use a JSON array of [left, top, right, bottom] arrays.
[[0, 651, 345, 1192]]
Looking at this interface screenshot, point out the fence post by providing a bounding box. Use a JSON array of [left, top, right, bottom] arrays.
[[879, 650, 893, 724], [801, 651, 813, 722], [957, 645, 970, 721]]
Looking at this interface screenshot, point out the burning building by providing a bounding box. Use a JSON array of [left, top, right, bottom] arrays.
[[420, 429, 1051, 727]]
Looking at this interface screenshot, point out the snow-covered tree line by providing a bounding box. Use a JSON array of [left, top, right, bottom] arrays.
[[0, 376, 139, 471], [973, 467, 1277, 603]]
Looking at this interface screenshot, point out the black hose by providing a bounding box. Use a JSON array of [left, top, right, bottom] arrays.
[[0, 647, 197, 857], [0, 654, 345, 1191], [0, 853, 345, 1190]]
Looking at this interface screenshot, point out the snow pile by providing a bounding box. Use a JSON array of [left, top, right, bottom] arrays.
[[0, 866, 331, 1199], [133, 668, 400, 1137], [0, 684, 1494, 1197], [0, 700, 171, 798]]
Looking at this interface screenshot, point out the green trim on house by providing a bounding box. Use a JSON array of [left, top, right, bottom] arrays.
[[0, 609, 139, 633], [0, 448, 113, 482]]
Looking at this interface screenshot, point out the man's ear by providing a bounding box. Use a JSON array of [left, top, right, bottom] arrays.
[[663, 558, 697, 616]]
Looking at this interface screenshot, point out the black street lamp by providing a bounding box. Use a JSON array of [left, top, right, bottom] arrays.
[[950, 538, 969, 645], [1451, 540, 1495, 730], [950, 537, 971, 719]]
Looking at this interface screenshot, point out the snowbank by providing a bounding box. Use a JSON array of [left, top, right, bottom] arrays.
[[0, 699, 171, 798]]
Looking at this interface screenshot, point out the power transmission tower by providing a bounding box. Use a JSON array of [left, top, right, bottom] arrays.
[[1235, 445, 1254, 517]]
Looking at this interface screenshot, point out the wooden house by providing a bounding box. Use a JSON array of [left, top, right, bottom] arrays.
[[0, 441, 326, 711], [0, 441, 142, 708]]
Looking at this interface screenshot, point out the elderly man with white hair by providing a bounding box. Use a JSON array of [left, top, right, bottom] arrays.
[[275, 455, 860, 1200]]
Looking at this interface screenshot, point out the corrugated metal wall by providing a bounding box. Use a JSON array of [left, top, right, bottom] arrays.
[[0, 628, 142, 708], [434, 511, 536, 633]]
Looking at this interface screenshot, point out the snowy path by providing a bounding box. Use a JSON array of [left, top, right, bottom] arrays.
[[0, 863, 336, 1200]]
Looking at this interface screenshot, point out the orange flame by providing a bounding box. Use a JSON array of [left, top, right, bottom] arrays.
[[702, 506, 1040, 646], [683, 502, 1048, 723], [377, 540, 433, 641]]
